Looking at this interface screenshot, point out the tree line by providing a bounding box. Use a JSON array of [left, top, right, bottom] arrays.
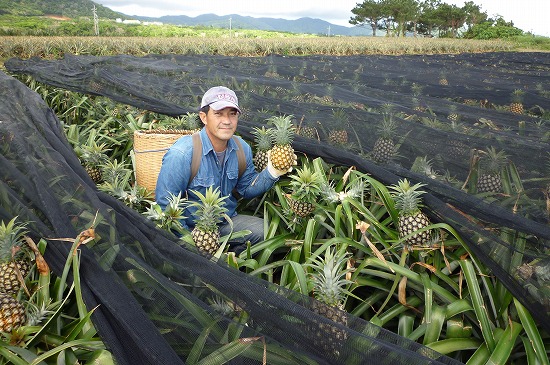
[[349, 0, 523, 38]]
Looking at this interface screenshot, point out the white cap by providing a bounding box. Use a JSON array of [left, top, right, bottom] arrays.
[[200, 86, 241, 113]]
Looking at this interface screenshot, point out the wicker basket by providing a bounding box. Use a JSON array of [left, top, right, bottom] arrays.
[[133, 129, 194, 195]]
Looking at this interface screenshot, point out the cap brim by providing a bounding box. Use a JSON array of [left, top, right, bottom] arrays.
[[209, 100, 241, 113]]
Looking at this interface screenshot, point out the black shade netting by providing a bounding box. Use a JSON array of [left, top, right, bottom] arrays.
[[2, 51, 550, 364]]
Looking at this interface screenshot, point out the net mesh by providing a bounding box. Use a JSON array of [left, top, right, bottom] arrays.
[[2, 51, 550, 364]]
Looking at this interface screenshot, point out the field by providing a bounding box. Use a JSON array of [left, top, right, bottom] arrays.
[[0, 35, 549, 364]]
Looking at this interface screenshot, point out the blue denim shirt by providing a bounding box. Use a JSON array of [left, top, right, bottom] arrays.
[[155, 127, 278, 230]]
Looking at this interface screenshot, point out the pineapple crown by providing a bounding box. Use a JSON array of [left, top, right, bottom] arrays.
[[389, 179, 426, 215], [480, 146, 508, 174], [511, 89, 525, 103], [411, 156, 439, 180], [0, 217, 28, 261], [267, 115, 295, 145], [252, 126, 273, 152], [80, 141, 110, 166], [289, 164, 324, 201], [189, 187, 228, 231], [378, 110, 397, 138], [306, 248, 352, 307], [182, 112, 202, 130]]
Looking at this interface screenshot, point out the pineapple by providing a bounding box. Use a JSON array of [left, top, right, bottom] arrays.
[[306, 248, 352, 355], [268, 115, 296, 171], [438, 71, 449, 86], [389, 179, 435, 249], [0, 217, 31, 295], [297, 125, 318, 140], [447, 104, 460, 122], [328, 109, 349, 145], [287, 164, 323, 217], [188, 187, 228, 256], [477, 147, 508, 193], [509, 89, 525, 114], [80, 141, 110, 184], [328, 129, 348, 145], [0, 291, 26, 332], [372, 105, 398, 164], [252, 126, 272, 171]]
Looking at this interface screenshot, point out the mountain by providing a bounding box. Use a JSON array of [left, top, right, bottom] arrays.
[[133, 13, 372, 36], [0, 0, 372, 36]]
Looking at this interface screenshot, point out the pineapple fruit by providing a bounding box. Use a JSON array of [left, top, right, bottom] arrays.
[[372, 104, 398, 164], [389, 179, 435, 249], [477, 147, 508, 193], [307, 247, 352, 356], [0, 217, 31, 295], [287, 164, 323, 217], [0, 217, 30, 332], [268, 115, 296, 171], [0, 291, 27, 332], [80, 141, 110, 184], [252, 126, 272, 171], [296, 125, 318, 140], [438, 71, 449, 86], [509, 89, 525, 115], [328, 129, 348, 145], [188, 187, 228, 256]]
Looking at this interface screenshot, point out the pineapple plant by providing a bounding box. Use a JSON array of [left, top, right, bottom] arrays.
[[286, 164, 324, 217], [268, 115, 296, 171], [252, 126, 273, 171], [509, 89, 525, 114], [188, 187, 229, 256], [477, 147, 508, 193], [306, 247, 352, 356], [372, 104, 398, 164], [80, 140, 110, 184], [0, 217, 31, 296], [328, 109, 349, 145], [389, 179, 436, 249]]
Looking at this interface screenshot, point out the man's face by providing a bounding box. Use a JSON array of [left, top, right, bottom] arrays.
[[200, 107, 239, 146]]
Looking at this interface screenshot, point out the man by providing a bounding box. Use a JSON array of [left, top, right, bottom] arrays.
[[155, 86, 293, 254]]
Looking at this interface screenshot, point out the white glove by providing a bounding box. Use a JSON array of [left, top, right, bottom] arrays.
[[266, 150, 297, 178]]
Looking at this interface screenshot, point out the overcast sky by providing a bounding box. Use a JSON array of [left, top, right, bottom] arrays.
[[93, 0, 550, 37]]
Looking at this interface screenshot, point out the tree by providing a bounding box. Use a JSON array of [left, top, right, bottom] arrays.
[[433, 3, 466, 37], [416, 0, 442, 36], [462, 1, 487, 31], [381, 0, 419, 37], [350, 0, 385, 36]]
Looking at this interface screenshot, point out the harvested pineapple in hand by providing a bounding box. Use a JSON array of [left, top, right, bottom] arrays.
[[266, 115, 298, 177]]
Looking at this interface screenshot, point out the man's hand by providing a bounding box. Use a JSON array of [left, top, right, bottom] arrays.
[[266, 150, 297, 177]]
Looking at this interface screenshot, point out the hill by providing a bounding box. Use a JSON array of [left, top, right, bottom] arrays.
[[134, 13, 372, 36], [0, 0, 125, 19], [0, 0, 371, 36]]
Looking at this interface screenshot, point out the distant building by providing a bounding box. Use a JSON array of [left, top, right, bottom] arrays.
[[115, 18, 162, 26]]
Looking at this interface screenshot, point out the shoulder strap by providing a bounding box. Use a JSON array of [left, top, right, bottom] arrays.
[[232, 136, 246, 179], [188, 133, 246, 186], [189, 133, 202, 185]]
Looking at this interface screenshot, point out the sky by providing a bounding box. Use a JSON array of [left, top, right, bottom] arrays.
[[93, 0, 550, 37]]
